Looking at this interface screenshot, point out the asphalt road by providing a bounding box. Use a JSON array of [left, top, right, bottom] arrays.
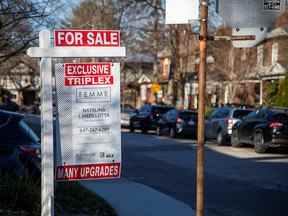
[[121, 130, 288, 216]]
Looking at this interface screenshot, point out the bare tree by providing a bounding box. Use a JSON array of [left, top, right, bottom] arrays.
[[0, 0, 65, 65]]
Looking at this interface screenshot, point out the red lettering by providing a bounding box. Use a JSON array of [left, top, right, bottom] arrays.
[[64, 76, 113, 86], [56, 163, 120, 181], [54, 30, 120, 47], [64, 63, 111, 76]]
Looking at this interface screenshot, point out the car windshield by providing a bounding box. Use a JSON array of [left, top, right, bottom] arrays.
[[122, 108, 135, 113], [139, 105, 151, 113], [233, 110, 253, 119]]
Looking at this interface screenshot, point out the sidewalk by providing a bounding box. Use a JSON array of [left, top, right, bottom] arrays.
[[82, 178, 195, 216]]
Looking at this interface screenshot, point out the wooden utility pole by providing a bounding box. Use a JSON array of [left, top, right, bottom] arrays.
[[196, 1, 208, 216]]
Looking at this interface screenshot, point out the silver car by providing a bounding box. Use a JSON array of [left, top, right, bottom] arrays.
[[205, 107, 253, 145], [121, 107, 137, 128]]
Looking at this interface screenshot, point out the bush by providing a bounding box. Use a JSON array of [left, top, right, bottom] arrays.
[[265, 75, 288, 107], [275, 75, 288, 107]]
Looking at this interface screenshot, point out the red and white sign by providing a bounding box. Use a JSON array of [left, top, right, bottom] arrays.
[[54, 30, 120, 47], [56, 163, 121, 181], [64, 63, 114, 86], [55, 62, 121, 182]]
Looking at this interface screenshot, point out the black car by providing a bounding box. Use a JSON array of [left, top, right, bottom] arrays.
[[0, 110, 40, 177], [231, 108, 288, 153], [156, 109, 197, 138], [129, 104, 173, 133], [205, 107, 253, 145]]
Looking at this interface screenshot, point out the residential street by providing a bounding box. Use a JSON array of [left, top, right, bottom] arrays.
[[121, 130, 288, 216]]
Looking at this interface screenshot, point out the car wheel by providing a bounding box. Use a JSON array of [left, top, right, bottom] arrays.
[[216, 131, 226, 146], [156, 127, 161, 136], [141, 127, 148, 134], [254, 132, 268, 153], [129, 125, 134, 133], [169, 128, 176, 138], [231, 129, 242, 147]]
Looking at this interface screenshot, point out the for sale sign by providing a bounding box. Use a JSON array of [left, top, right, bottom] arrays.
[[54, 30, 120, 47], [55, 63, 121, 181]]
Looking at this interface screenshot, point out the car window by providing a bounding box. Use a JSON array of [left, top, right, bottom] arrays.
[[232, 110, 253, 119], [219, 109, 231, 118], [270, 112, 288, 123], [163, 110, 172, 119], [211, 108, 230, 119], [245, 111, 258, 119], [208, 110, 218, 119], [152, 107, 172, 115], [179, 111, 197, 121], [256, 110, 269, 119], [166, 109, 177, 120]]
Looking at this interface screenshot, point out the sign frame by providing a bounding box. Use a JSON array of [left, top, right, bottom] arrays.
[[27, 29, 126, 216]]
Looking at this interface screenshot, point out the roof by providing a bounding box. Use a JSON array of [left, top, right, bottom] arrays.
[[138, 74, 152, 84], [266, 27, 288, 39], [126, 53, 155, 63], [252, 63, 288, 79]]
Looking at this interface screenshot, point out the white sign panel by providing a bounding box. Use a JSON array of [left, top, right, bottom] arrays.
[[55, 62, 121, 181], [165, 0, 199, 24], [219, 0, 286, 28], [232, 27, 268, 48]]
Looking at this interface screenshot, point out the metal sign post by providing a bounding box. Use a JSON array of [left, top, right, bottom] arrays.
[[27, 29, 126, 216], [39, 30, 54, 216], [196, 1, 208, 216]]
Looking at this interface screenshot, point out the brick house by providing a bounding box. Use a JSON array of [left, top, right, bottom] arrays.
[[254, 27, 288, 104]]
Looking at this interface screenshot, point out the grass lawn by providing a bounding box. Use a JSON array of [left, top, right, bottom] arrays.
[[56, 181, 117, 216], [0, 174, 117, 216]]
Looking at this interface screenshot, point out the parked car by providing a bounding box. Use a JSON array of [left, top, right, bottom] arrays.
[[121, 106, 137, 128], [156, 109, 197, 138], [0, 110, 40, 177], [205, 107, 253, 145], [231, 108, 288, 153], [129, 104, 173, 133]]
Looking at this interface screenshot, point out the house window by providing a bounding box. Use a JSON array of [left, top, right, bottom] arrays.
[[257, 45, 264, 67], [272, 42, 279, 65]]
